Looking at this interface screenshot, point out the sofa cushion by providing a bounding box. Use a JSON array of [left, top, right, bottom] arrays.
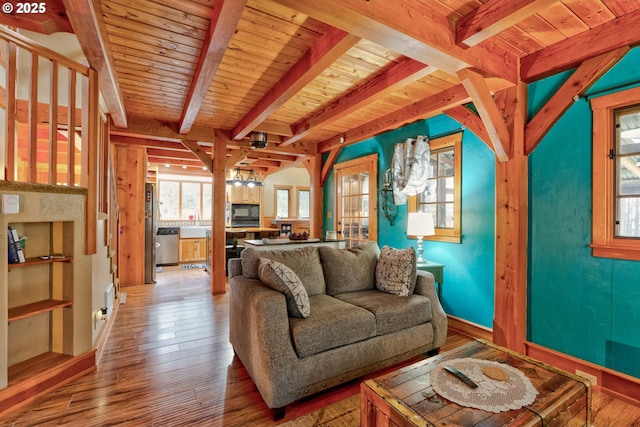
[[318, 241, 380, 295], [335, 290, 432, 336], [375, 246, 417, 296], [289, 294, 376, 358], [241, 246, 326, 296], [258, 258, 310, 318]]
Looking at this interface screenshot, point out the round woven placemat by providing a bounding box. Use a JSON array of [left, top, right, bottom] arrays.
[[431, 358, 538, 413]]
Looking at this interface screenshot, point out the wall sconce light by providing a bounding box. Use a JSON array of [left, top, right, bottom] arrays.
[[379, 169, 397, 225]]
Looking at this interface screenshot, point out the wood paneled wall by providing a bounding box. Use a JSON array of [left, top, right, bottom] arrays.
[[113, 145, 146, 286]]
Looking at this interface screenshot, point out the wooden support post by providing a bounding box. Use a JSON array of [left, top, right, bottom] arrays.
[[493, 82, 528, 352], [211, 133, 227, 294], [306, 153, 323, 238], [84, 68, 99, 255]]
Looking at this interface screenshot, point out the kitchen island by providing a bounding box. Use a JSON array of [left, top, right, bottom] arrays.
[[244, 238, 345, 251]]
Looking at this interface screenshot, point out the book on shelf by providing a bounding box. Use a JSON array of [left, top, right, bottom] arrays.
[[7, 227, 25, 264]]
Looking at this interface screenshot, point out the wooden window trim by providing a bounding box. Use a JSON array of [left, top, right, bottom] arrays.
[[408, 133, 462, 243], [296, 186, 310, 219], [590, 86, 640, 261], [274, 185, 293, 218]]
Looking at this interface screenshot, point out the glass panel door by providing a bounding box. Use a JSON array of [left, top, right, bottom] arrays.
[[334, 154, 377, 248]]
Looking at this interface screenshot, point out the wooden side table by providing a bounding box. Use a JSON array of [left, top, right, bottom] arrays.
[[417, 261, 444, 301]]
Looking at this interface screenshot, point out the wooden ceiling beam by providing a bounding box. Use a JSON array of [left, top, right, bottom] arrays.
[[282, 58, 438, 146], [250, 159, 282, 169], [521, 8, 640, 82], [147, 157, 206, 168], [457, 68, 510, 162], [254, 122, 293, 137], [111, 117, 217, 143], [318, 83, 471, 153], [225, 148, 253, 170], [231, 27, 360, 140], [525, 47, 629, 155], [321, 147, 341, 187], [224, 136, 315, 156], [182, 140, 214, 173], [179, 0, 247, 134], [246, 151, 298, 163], [146, 148, 197, 160], [272, 0, 517, 83], [63, 0, 127, 128], [444, 105, 492, 150], [110, 135, 196, 151], [455, 0, 556, 47]]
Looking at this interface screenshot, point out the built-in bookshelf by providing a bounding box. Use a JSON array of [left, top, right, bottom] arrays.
[[0, 183, 95, 412]]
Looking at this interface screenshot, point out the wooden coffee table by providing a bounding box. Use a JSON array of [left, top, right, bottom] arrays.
[[360, 339, 591, 427]]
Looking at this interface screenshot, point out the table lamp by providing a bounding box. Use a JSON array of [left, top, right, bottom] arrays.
[[406, 211, 435, 265]]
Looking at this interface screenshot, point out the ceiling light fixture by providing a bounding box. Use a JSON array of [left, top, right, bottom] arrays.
[[226, 168, 264, 187], [250, 131, 268, 149]]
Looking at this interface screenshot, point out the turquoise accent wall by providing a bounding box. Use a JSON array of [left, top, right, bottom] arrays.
[[323, 116, 496, 327], [321, 46, 640, 379], [529, 47, 640, 378]]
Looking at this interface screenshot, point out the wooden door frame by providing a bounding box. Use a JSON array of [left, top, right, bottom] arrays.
[[333, 153, 378, 245]]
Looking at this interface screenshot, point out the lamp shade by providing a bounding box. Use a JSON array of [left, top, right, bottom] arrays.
[[406, 212, 435, 237]]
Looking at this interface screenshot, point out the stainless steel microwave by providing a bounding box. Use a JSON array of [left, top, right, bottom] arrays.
[[231, 203, 260, 227]]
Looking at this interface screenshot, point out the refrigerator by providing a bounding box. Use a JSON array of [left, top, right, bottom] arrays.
[[144, 182, 157, 284]]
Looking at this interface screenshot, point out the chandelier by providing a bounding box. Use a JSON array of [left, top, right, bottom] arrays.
[[226, 168, 264, 187]]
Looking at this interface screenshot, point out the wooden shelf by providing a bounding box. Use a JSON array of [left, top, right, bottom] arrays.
[[8, 299, 73, 323], [7, 352, 73, 384], [7, 256, 72, 271]]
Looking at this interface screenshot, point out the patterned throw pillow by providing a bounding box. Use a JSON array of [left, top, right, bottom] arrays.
[[375, 246, 417, 296], [258, 258, 310, 318]]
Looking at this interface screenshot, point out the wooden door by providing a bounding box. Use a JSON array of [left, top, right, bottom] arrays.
[[334, 154, 378, 248]]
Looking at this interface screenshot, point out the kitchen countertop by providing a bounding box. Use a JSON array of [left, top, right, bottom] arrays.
[[179, 226, 279, 239], [244, 238, 345, 246]]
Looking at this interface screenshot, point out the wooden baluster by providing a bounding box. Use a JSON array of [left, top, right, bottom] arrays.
[[49, 61, 59, 185], [28, 51, 38, 183], [67, 69, 76, 186], [5, 40, 16, 181]]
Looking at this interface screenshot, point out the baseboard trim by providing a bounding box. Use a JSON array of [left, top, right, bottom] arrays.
[[0, 350, 96, 418], [447, 314, 493, 341], [525, 341, 640, 406], [94, 297, 121, 364]]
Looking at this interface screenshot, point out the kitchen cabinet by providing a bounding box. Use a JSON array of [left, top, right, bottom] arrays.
[[227, 185, 261, 204], [179, 239, 206, 263]]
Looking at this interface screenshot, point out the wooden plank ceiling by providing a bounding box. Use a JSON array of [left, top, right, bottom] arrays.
[[11, 0, 640, 175]]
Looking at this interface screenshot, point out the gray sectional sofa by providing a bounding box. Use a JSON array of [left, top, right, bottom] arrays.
[[227, 241, 448, 419]]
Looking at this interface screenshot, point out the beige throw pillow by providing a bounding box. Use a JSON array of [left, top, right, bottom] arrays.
[[258, 258, 310, 318], [375, 246, 417, 296]]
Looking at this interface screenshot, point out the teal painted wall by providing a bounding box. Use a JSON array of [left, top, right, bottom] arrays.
[[321, 46, 640, 379], [528, 47, 640, 377], [323, 116, 496, 327]]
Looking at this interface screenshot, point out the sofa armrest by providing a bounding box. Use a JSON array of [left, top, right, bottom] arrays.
[[228, 257, 242, 277], [229, 275, 299, 409], [414, 270, 448, 348]]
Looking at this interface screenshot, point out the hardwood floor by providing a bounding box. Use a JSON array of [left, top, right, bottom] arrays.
[[1, 266, 638, 426]]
